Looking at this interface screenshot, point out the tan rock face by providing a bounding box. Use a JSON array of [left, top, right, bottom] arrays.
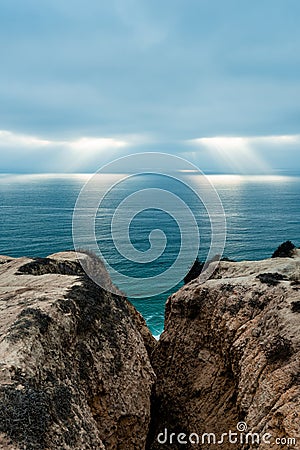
[[0, 252, 155, 450], [1, 250, 299, 450], [149, 253, 300, 450]]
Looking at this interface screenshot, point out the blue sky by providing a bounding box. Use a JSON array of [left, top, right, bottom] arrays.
[[0, 0, 300, 173]]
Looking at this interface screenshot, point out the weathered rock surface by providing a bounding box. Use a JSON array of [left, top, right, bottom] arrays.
[[0, 252, 155, 450], [149, 251, 300, 449], [1, 248, 299, 450]]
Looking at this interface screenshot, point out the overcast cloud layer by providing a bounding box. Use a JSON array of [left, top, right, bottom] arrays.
[[0, 0, 299, 172]]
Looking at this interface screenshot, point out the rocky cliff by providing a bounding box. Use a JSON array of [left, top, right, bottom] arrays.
[[0, 249, 299, 450], [0, 252, 155, 450], [149, 250, 300, 449]]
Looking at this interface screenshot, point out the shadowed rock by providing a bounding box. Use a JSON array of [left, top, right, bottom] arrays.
[[272, 240, 296, 258]]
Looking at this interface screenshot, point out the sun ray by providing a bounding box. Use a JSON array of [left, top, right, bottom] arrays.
[[187, 135, 300, 174]]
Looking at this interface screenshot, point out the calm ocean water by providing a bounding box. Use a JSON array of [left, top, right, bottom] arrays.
[[0, 173, 299, 336]]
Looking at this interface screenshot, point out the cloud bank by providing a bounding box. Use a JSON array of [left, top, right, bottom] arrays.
[[0, 129, 299, 173], [0, 0, 299, 172]]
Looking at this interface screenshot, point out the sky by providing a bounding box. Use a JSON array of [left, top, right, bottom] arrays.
[[0, 0, 300, 173]]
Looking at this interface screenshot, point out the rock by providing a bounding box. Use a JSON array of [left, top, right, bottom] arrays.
[[184, 258, 204, 284], [1, 248, 300, 450], [272, 240, 296, 258], [184, 257, 236, 285], [148, 251, 300, 449], [0, 252, 156, 450]]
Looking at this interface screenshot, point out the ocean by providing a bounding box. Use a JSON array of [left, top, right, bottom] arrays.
[[0, 173, 299, 337]]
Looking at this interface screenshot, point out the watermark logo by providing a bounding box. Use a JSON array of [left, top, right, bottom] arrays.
[[236, 421, 247, 432], [72, 152, 226, 297], [157, 423, 297, 446]]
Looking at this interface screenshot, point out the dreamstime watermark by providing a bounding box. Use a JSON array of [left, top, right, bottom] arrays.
[[157, 422, 297, 447], [72, 152, 226, 297]]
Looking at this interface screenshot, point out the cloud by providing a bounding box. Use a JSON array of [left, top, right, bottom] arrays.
[[113, 0, 169, 48], [0, 1, 300, 173], [0, 130, 51, 148], [189, 134, 300, 148], [0, 129, 145, 172], [0, 0, 300, 142], [0, 129, 135, 151], [0, 129, 299, 174], [187, 134, 300, 173]]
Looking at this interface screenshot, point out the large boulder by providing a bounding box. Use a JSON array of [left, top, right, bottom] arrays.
[[149, 251, 300, 449], [0, 252, 155, 450]]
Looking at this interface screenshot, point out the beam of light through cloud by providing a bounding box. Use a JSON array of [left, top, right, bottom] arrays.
[[63, 137, 130, 172], [0, 129, 146, 172], [1, 128, 300, 174], [188, 135, 300, 174]]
